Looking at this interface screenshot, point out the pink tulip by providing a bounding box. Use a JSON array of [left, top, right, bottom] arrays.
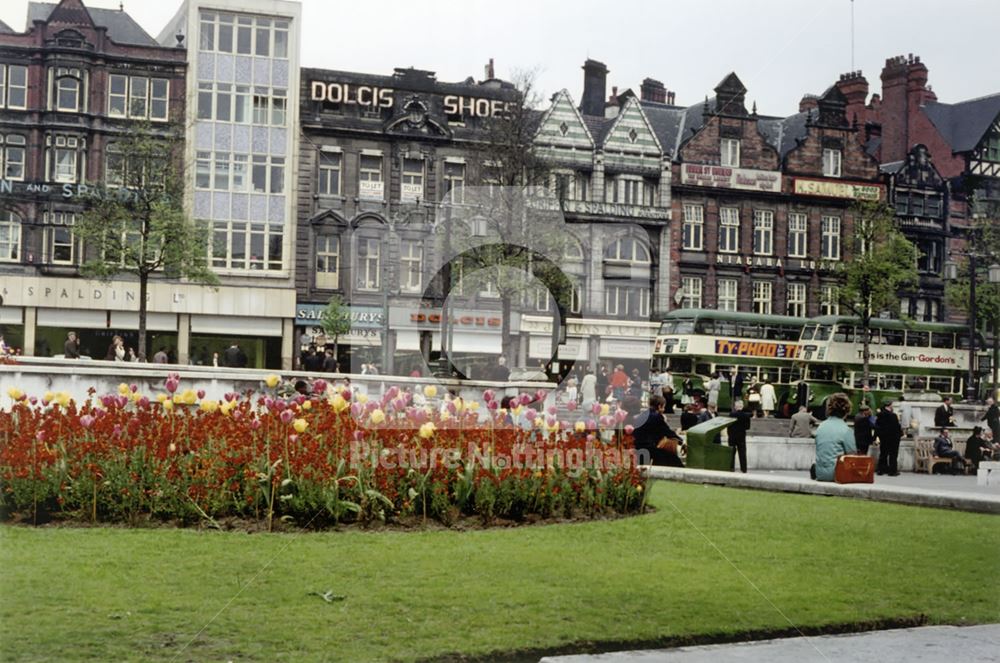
[[130, 384, 138, 393], [197, 389, 206, 399], [446, 401, 457, 414], [546, 405, 557, 416], [79, 415, 95, 429], [273, 400, 286, 412], [138, 396, 150, 408], [250, 419, 262, 430], [591, 403, 601, 415], [483, 389, 495, 402], [264, 397, 274, 409], [280, 409, 294, 424], [350, 402, 363, 417], [164, 378, 179, 394], [545, 416, 557, 428], [35, 431, 46, 443], [524, 410, 537, 421], [352, 430, 365, 442], [487, 400, 499, 410], [232, 410, 243, 421], [167, 372, 180, 381], [386, 386, 399, 400], [566, 402, 578, 412], [341, 388, 352, 400], [313, 379, 328, 394], [615, 410, 627, 423], [118, 395, 129, 408], [520, 394, 533, 406], [113, 425, 122, 437], [625, 425, 635, 435], [224, 392, 236, 403], [29, 396, 37, 406], [392, 398, 406, 412], [586, 433, 597, 443], [288, 434, 298, 443], [585, 419, 597, 429]]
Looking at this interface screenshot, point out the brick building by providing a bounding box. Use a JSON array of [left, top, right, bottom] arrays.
[[836, 55, 1000, 321], [0, 0, 186, 358], [661, 73, 881, 316]]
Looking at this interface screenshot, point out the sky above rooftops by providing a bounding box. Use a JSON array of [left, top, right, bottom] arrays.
[[2, 0, 995, 117]]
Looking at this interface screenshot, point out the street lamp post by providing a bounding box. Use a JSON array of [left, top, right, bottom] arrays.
[[990, 262, 1000, 399]]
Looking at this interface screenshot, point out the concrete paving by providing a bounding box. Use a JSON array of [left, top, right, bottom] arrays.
[[644, 466, 1000, 514], [540, 624, 1000, 662]]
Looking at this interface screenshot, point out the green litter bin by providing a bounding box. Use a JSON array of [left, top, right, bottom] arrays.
[[684, 417, 738, 471]]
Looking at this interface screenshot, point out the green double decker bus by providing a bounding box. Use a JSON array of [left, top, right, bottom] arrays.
[[797, 316, 986, 410], [651, 309, 808, 413]]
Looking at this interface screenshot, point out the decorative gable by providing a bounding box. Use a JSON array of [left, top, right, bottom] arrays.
[[46, 0, 96, 29], [602, 97, 662, 172], [534, 89, 594, 167]]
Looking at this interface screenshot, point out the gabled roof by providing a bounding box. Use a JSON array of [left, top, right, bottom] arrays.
[[0, 18, 15, 34], [602, 96, 663, 154], [27, 1, 159, 46], [534, 89, 595, 148], [922, 93, 1000, 153]]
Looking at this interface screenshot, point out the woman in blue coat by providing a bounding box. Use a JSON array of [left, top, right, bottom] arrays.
[[811, 393, 857, 481]]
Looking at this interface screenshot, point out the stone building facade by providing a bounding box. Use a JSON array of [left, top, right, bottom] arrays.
[[0, 0, 187, 359]]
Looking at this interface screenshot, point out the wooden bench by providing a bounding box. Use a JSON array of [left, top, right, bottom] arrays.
[[914, 438, 967, 474]]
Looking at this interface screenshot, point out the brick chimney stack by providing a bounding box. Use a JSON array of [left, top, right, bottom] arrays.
[[640, 77, 666, 104], [580, 59, 608, 117], [879, 54, 933, 162], [799, 94, 819, 113], [836, 70, 869, 128]]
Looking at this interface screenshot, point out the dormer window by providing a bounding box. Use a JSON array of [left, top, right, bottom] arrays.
[[823, 148, 842, 177], [721, 138, 740, 167]]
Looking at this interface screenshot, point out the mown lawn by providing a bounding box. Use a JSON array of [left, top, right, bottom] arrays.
[[1, 482, 998, 662]]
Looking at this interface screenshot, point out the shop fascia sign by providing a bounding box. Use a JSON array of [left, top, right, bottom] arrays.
[[309, 81, 514, 118], [0, 179, 152, 202], [680, 164, 782, 193], [714, 253, 844, 272], [793, 177, 883, 201], [296, 303, 384, 329]]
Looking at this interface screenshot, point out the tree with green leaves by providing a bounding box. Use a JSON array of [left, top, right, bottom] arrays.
[[74, 122, 218, 361], [319, 294, 352, 362], [445, 69, 572, 366], [837, 199, 920, 384], [946, 203, 1000, 395]]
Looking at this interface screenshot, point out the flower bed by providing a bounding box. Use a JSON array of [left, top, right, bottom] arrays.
[[0, 379, 646, 530]]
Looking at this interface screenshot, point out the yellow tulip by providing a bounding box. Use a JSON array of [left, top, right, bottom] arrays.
[[468, 401, 479, 411], [357, 393, 368, 404], [423, 385, 437, 398], [301, 400, 312, 411], [199, 399, 219, 413], [600, 404, 610, 416], [55, 392, 71, 408], [575, 421, 586, 433], [418, 422, 436, 439], [181, 389, 197, 405], [43, 391, 54, 403], [454, 398, 464, 413], [264, 374, 281, 389], [163, 400, 174, 411], [369, 408, 386, 425], [220, 401, 233, 416], [292, 418, 308, 433], [117, 383, 130, 395], [636, 484, 644, 493], [156, 393, 168, 403], [130, 392, 142, 402], [6, 387, 23, 401], [330, 394, 348, 413]]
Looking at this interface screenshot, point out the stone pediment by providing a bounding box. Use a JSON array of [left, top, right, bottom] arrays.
[[383, 96, 451, 139]]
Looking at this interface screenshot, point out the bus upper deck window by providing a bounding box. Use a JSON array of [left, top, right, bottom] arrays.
[[695, 320, 715, 334], [676, 321, 695, 334], [801, 325, 815, 341], [659, 321, 675, 335], [956, 333, 971, 350], [931, 332, 954, 349], [833, 326, 847, 342], [740, 324, 763, 339], [882, 329, 904, 346], [815, 325, 832, 341], [905, 331, 929, 347], [717, 322, 737, 336]]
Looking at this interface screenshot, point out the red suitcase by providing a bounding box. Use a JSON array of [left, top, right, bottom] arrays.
[[835, 454, 875, 484]]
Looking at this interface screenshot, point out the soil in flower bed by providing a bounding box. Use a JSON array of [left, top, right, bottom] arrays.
[[1, 504, 655, 533]]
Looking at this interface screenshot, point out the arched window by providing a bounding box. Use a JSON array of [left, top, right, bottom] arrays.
[[604, 236, 650, 263], [51, 67, 84, 112], [0, 212, 22, 262]]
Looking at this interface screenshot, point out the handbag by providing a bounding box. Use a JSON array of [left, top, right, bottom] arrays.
[[834, 454, 875, 484]]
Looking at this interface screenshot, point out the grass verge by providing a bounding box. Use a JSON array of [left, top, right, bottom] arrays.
[[1, 481, 998, 662]]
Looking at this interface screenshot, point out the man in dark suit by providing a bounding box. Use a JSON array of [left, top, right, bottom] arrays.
[[875, 401, 903, 476], [632, 395, 684, 467], [853, 403, 875, 454], [934, 397, 955, 428], [728, 399, 753, 473]]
